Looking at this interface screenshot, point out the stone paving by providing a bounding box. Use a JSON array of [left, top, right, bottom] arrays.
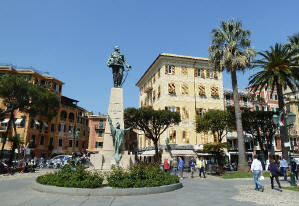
[[231, 180, 299, 206], [0, 171, 298, 206]]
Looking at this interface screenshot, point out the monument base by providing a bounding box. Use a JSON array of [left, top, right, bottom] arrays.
[[90, 87, 135, 171], [90, 151, 135, 171]]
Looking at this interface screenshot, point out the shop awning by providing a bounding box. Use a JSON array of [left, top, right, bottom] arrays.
[[2, 118, 10, 123], [141, 150, 155, 156], [15, 118, 22, 124], [34, 120, 40, 125], [171, 150, 196, 156], [197, 153, 212, 156]]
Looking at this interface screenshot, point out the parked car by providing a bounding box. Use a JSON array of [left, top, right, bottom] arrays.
[[48, 155, 72, 168]]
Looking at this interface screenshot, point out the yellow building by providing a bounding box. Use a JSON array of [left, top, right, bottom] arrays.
[[0, 66, 89, 159], [283, 89, 299, 154], [136, 53, 224, 160]]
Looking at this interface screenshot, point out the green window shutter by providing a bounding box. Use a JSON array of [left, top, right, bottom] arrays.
[[98, 131, 103, 137], [254, 139, 258, 146], [275, 95, 278, 100], [58, 139, 62, 147], [49, 137, 53, 146]]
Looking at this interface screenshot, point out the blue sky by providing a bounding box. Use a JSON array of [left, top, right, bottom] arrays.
[[1, 1, 299, 114]]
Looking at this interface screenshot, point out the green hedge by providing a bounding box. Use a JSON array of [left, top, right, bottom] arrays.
[[36, 165, 104, 188], [107, 163, 179, 188]]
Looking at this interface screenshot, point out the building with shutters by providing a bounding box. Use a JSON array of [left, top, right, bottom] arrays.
[[283, 88, 299, 155], [87, 114, 107, 152], [223, 87, 284, 162], [136, 53, 224, 161], [0, 66, 89, 159]]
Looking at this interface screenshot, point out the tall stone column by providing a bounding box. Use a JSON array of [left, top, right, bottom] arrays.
[[100, 88, 124, 170]]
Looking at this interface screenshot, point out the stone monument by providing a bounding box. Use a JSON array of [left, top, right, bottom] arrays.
[[91, 46, 134, 170]]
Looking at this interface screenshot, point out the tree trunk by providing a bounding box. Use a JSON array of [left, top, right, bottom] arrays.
[[153, 140, 159, 163], [231, 70, 248, 171], [0, 110, 14, 160], [9, 114, 19, 165], [277, 85, 288, 160]]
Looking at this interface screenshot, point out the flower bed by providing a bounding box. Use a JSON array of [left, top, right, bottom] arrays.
[[36, 163, 179, 189], [107, 163, 179, 188], [36, 165, 104, 188]]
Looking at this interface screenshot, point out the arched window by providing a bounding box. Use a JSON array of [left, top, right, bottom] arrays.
[[60, 111, 67, 121], [69, 113, 75, 122]]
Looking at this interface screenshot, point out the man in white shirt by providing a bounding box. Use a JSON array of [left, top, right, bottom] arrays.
[[279, 158, 288, 181], [250, 155, 264, 192]]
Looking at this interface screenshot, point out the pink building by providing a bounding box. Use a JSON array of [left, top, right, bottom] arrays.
[[87, 114, 107, 153]]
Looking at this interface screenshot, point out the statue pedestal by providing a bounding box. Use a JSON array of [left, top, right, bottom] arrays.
[[91, 88, 131, 170]]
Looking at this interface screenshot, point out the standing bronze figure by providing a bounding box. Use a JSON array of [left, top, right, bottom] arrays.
[[107, 116, 131, 164], [107, 46, 131, 87]]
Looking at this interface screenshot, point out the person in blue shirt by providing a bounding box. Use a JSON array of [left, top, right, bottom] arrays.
[[178, 157, 184, 179]]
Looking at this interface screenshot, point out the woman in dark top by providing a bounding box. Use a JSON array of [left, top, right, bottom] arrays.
[[268, 159, 282, 191]]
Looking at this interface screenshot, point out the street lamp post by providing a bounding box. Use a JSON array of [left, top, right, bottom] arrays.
[[273, 112, 297, 186]]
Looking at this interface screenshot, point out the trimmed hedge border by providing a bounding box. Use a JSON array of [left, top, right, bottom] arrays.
[[31, 181, 183, 196]]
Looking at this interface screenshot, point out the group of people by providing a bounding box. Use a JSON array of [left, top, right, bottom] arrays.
[[251, 154, 299, 192], [163, 156, 207, 179]]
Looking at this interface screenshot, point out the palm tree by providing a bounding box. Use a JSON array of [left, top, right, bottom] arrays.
[[249, 43, 299, 159], [286, 33, 299, 63], [208, 19, 256, 171]]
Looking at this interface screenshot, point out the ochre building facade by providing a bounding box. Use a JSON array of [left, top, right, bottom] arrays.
[[136, 53, 224, 158], [0, 66, 89, 158]]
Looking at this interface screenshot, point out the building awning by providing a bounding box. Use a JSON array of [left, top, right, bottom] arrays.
[[2, 118, 10, 123], [34, 120, 40, 125], [15, 119, 22, 124], [43, 122, 48, 127], [197, 153, 212, 156], [229, 151, 254, 155], [171, 150, 196, 156], [141, 150, 155, 156]]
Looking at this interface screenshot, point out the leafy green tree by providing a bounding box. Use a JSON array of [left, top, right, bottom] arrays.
[[203, 142, 230, 170], [208, 19, 256, 171], [196, 110, 234, 143], [249, 43, 299, 159], [124, 107, 181, 162], [242, 111, 276, 160], [0, 75, 60, 162]]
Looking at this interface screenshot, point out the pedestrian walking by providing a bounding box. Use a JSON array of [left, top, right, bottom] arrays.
[[178, 157, 184, 179], [197, 157, 206, 178], [190, 157, 196, 178], [279, 157, 288, 181], [250, 155, 264, 192], [268, 159, 282, 191], [163, 158, 170, 173], [172, 158, 178, 176], [291, 158, 298, 181]]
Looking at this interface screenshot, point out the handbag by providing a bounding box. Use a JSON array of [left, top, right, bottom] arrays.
[[259, 175, 265, 181]]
